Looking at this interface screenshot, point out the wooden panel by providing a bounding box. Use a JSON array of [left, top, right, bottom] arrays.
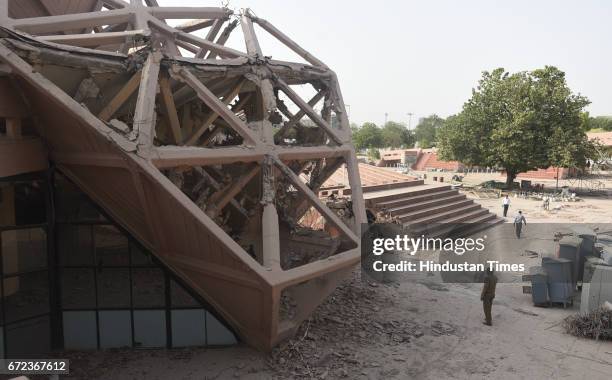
[[0, 137, 48, 177], [19, 80, 106, 154], [63, 164, 153, 246], [0, 78, 28, 117]]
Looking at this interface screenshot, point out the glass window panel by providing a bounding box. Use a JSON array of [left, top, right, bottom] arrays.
[[130, 242, 154, 267], [0, 184, 16, 228], [97, 268, 130, 308], [132, 268, 165, 308], [4, 271, 49, 323], [54, 174, 104, 223], [61, 268, 95, 309], [5, 315, 51, 358], [170, 279, 200, 308], [0, 278, 3, 325], [133, 310, 166, 348], [99, 310, 132, 349], [2, 228, 47, 275], [94, 225, 129, 266], [206, 312, 237, 346], [58, 224, 94, 266], [14, 180, 46, 226], [171, 309, 206, 347], [63, 311, 97, 350]]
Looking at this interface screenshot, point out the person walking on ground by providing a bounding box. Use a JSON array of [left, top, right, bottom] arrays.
[[513, 211, 526, 238], [542, 196, 550, 211], [481, 268, 497, 326], [502, 195, 510, 217]]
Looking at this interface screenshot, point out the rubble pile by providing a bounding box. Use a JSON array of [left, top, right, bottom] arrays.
[[563, 306, 612, 341], [267, 272, 448, 378]]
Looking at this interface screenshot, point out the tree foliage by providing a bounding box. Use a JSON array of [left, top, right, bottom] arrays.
[[585, 115, 612, 131], [367, 148, 381, 161], [381, 121, 415, 148], [352, 122, 383, 150], [352, 121, 415, 150], [438, 66, 596, 187], [414, 115, 444, 148]]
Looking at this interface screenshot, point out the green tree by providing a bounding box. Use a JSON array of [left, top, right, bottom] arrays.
[[438, 66, 595, 188], [381, 121, 415, 148], [414, 114, 444, 148], [352, 122, 383, 150], [586, 115, 612, 131], [367, 148, 381, 161]]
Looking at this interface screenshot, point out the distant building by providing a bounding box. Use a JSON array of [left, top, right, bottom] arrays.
[[588, 131, 612, 157], [380, 148, 464, 171]]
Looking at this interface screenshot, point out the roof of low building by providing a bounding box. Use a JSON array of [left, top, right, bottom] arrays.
[[587, 131, 612, 147]]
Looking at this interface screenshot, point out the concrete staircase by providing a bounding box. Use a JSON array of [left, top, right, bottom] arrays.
[[365, 183, 503, 238]]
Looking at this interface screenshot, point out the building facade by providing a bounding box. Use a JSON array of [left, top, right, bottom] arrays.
[[0, 169, 236, 358]]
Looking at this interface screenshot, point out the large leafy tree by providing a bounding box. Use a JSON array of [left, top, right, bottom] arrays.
[[381, 121, 415, 148], [438, 66, 595, 188], [352, 122, 383, 150], [586, 115, 612, 131], [414, 114, 444, 148]]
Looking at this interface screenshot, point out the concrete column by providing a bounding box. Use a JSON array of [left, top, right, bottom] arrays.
[[261, 155, 281, 271], [262, 203, 281, 270]]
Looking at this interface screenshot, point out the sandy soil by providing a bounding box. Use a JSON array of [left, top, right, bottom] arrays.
[[430, 170, 612, 223], [61, 271, 612, 380], [59, 173, 612, 380], [470, 193, 612, 224]]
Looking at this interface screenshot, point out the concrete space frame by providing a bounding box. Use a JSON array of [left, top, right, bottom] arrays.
[[0, 0, 366, 351]]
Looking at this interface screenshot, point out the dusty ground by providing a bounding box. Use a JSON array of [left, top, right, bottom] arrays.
[[472, 194, 612, 223], [58, 172, 612, 380], [453, 172, 612, 223], [60, 270, 612, 379]]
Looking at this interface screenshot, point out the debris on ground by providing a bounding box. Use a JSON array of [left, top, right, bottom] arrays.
[[266, 272, 437, 378], [563, 307, 612, 341]]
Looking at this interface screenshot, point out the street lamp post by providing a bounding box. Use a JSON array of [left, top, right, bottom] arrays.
[[406, 112, 413, 129]]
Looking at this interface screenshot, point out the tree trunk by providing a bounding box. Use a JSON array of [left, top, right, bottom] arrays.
[[505, 170, 516, 189]]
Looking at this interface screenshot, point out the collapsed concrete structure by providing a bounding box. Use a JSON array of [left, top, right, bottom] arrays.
[[0, 0, 366, 352]]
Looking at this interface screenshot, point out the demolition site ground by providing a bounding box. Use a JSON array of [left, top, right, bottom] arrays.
[[58, 189, 612, 380]]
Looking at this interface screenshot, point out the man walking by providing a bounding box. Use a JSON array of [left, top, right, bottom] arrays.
[[513, 210, 526, 238], [502, 195, 510, 217], [481, 268, 497, 326]]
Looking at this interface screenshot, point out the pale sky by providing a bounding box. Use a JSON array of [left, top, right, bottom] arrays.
[[159, 0, 612, 127]]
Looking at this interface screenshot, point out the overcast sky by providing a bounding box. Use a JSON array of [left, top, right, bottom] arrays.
[[159, 0, 612, 127]]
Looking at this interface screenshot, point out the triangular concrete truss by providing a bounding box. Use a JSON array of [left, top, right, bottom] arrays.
[[0, 0, 366, 350]]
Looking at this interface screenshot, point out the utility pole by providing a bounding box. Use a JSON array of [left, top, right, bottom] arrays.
[[384, 112, 388, 126], [407, 112, 413, 130]]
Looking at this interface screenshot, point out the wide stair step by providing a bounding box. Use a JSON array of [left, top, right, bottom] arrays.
[[387, 193, 468, 215], [366, 182, 501, 239], [370, 186, 453, 206], [411, 213, 504, 238], [395, 199, 474, 222], [405, 203, 485, 226]]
